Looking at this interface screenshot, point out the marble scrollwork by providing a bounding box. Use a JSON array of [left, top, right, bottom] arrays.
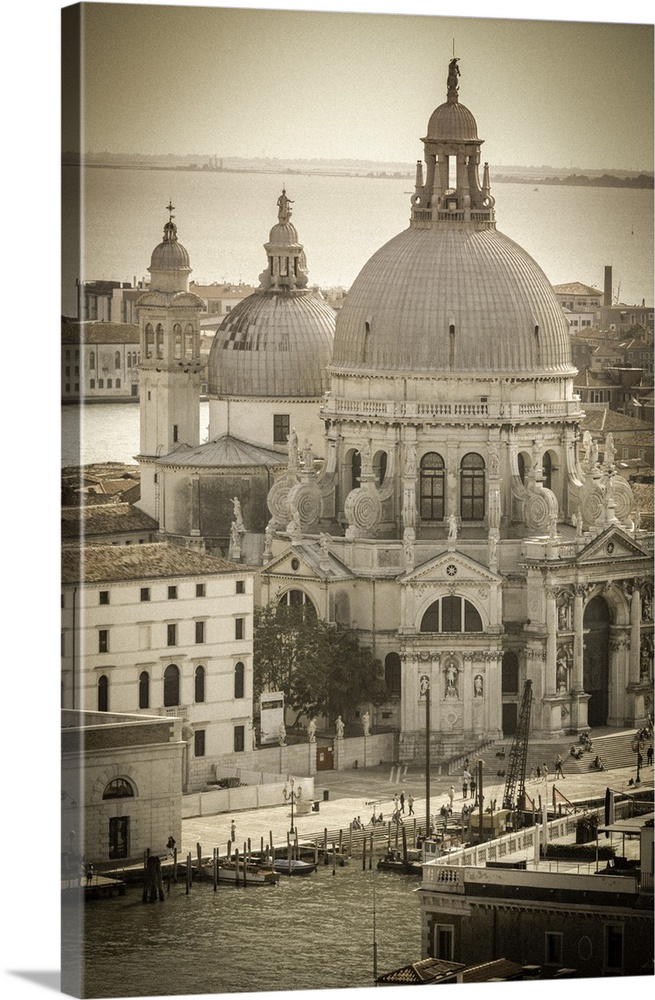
[[344, 484, 382, 536]]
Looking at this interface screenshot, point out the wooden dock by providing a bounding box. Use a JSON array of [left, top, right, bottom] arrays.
[[61, 874, 126, 898]]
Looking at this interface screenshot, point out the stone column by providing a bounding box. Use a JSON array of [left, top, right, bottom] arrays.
[[545, 588, 558, 696], [629, 580, 641, 686], [572, 585, 585, 692]]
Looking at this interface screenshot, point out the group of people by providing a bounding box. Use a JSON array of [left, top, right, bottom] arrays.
[[351, 815, 365, 829]]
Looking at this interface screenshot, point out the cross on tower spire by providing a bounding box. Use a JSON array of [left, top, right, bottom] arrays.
[[166, 201, 175, 221]]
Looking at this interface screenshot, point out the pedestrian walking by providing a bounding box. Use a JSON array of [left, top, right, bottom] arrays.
[[555, 754, 565, 778], [648, 745, 653, 766], [462, 779, 468, 799], [470, 776, 477, 802], [448, 785, 455, 808], [536, 765, 541, 778], [542, 764, 549, 780], [393, 793, 399, 812], [400, 790, 405, 813], [407, 793, 415, 815], [230, 819, 236, 843]]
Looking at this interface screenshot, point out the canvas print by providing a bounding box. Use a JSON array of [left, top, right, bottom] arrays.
[[61, 3, 654, 997]]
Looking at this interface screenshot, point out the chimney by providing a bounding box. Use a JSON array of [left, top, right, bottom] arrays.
[[604, 266, 612, 308]]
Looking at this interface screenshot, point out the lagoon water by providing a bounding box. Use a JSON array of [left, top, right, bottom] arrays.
[[62, 865, 421, 997], [62, 165, 653, 317]]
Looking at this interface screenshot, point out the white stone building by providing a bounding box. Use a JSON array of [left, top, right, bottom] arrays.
[[61, 542, 255, 789]]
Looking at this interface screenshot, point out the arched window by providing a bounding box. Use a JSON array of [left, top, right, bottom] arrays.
[[102, 778, 134, 799], [114, 351, 121, 368], [543, 451, 553, 490], [89, 351, 96, 370], [278, 590, 316, 613], [351, 450, 362, 490], [373, 451, 387, 486], [420, 597, 483, 633], [163, 664, 180, 707], [145, 323, 154, 358], [116, 378, 121, 388], [90, 379, 95, 389], [385, 652, 401, 697], [173, 323, 182, 359], [234, 661, 245, 699], [194, 665, 205, 703], [185, 324, 194, 357], [98, 674, 109, 712], [127, 352, 132, 368], [156, 323, 165, 359], [420, 452, 445, 521], [138, 671, 149, 709], [460, 453, 485, 520]]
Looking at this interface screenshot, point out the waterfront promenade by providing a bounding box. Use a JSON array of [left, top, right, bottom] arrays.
[[179, 757, 653, 859]]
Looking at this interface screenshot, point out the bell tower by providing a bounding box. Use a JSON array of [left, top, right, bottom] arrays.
[[136, 205, 205, 518]]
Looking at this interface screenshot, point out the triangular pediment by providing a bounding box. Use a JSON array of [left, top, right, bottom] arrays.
[[576, 525, 651, 564], [259, 541, 354, 581], [400, 549, 500, 586]]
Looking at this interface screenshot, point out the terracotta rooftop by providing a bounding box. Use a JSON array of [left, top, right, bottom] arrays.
[[552, 282, 601, 296], [155, 434, 287, 469], [61, 320, 140, 345], [61, 503, 158, 540], [61, 542, 245, 585], [581, 409, 653, 434]]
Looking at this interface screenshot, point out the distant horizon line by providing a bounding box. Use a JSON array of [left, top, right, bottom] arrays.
[[69, 152, 654, 176]]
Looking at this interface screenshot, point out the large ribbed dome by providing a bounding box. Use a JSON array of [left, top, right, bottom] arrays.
[[330, 225, 575, 375], [208, 191, 335, 397], [208, 290, 335, 397]]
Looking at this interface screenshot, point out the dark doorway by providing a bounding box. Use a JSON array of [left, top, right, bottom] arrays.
[[316, 746, 334, 771], [583, 596, 611, 727], [502, 703, 517, 736]]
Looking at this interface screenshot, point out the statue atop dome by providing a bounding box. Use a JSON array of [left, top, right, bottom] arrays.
[[277, 188, 294, 223], [447, 57, 460, 101]]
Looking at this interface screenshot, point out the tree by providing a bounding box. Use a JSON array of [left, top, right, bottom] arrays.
[[253, 604, 386, 726]]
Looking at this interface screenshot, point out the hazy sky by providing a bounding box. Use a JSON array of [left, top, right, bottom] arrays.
[[65, 2, 654, 171]]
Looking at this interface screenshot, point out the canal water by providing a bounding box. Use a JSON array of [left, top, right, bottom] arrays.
[[62, 864, 422, 997]]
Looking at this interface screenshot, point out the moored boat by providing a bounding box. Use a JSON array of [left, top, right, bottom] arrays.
[[273, 858, 317, 876]]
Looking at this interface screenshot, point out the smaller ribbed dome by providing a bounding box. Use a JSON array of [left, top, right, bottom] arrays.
[[426, 101, 479, 142], [149, 217, 191, 272], [268, 221, 300, 245]]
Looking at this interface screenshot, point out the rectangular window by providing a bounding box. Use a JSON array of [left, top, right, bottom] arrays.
[[168, 586, 177, 599], [234, 725, 245, 753], [167, 623, 177, 646], [195, 620, 205, 644], [99, 590, 109, 605], [605, 924, 624, 970], [196, 583, 205, 597], [545, 932, 563, 965], [108, 816, 129, 860], [98, 629, 109, 653], [236, 580, 245, 594], [173, 424, 178, 442], [432, 924, 454, 961], [194, 730, 206, 757], [140, 587, 150, 602], [235, 618, 244, 640], [273, 413, 290, 443]]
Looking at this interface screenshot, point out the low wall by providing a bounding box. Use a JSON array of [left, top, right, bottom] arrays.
[[335, 732, 397, 769], [182, 775, 315, 819]]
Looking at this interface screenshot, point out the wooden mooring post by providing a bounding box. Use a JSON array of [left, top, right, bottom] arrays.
[[213, 847, 218, 890], [234, 847, 240, 885], [196, 842, 203, 880], [362, 836, 367, 871], [142, 851, 165, 903], [185, 853, 192, 894]]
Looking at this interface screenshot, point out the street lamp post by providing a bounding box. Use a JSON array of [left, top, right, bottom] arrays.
[[631, 735, 643, 786], [283, 777, 302, 835]]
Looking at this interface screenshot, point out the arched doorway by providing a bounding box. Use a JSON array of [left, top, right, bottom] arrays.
[[583, 596, 611, 727]]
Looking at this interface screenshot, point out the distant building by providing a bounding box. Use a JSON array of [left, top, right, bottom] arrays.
[[61, 709, 184, 869], [60, 542, 255, 789], [552, 281, 603, 313], [62, 319, 140, 402]]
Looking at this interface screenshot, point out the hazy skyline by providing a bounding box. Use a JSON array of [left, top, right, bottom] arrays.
[[65, 3, 654, 172]]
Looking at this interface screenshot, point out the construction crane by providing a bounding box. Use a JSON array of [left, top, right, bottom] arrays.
[[502, 679, 533, 814]]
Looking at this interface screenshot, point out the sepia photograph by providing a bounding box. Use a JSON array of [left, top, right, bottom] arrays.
[[5, 1, 655, 999]]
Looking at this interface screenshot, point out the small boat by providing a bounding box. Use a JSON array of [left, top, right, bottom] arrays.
[[273, 858, 317, 876], [376, 849, 423, 875], [219, 862, 279, 884]]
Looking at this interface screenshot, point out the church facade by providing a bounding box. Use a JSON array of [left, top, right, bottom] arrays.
[[137, 61, 653, 761]]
